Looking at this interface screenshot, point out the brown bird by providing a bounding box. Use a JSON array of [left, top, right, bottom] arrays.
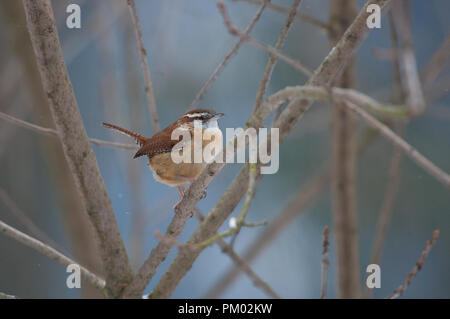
[[102, 108, 224, 206]]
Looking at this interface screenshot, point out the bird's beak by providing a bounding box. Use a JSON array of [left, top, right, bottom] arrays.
[[213, 113, 224, 120]]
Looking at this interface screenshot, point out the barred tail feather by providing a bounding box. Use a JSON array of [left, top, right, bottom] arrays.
[[102, 122, 148, 145]]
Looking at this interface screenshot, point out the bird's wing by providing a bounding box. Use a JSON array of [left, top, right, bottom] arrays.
[[133, 129, 188, 159]]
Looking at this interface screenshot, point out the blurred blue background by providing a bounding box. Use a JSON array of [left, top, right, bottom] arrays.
[[0, 0, 449, 298]]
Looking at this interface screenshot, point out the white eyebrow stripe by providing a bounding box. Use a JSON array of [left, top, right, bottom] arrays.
[[184, 112, 208, 118]]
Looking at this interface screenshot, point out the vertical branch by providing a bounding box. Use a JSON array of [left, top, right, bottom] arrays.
[[328, 0, 360, 299], [320, 226, 330, 299], [252, 0, 303, 112], [386, 230, 440, 299], [190, 0, 269, 108], [391, 0, 425, 115], [124, 19, 150, 269], [126, 0, 160, 132], [0, 220, 106, 291], [366, 16, 405, 298], [194, 209, 280, 299], [421, 35, 450, 93], [0, 188, 64, 253], [368, 132, 402, 261], [2, 0, 104, 298], [22, 0, 133, 297]]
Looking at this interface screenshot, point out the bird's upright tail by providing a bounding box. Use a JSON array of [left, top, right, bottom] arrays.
[[102, 122, 148, 145]]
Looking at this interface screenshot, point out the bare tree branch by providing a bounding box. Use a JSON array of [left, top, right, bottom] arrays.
[[190, 0, 270, 108], [205, 123, 381, 298], [0, 188, 64, 253], [365, 129, 402, 298], [421, 34, 450, 92], [0, 219, 105, 291], [22, 0, 133, 297], [252, 0, 303, 113], [386, 230, 440, 299], [195, 164, 265, 248], [328, 0, 360, 299], [126, 0, 160, 132], [390, 0, 425, 115], [342, 99, 450, 188], [320, 226, 330, 299], [193, 209, 280, 299], [1, 0, 105, 298], [232, 0, 330, 33], [218, 2, 312, 77], [206, 170, 330, 298], [0, 110, 137, 150]]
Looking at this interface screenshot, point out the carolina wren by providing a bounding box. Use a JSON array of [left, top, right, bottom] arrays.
[[102, 108, 224, 203]]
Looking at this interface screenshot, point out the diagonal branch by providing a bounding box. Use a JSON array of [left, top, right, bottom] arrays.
[[386, 230, 440, 299], [22, 0, 133, 297], [206, 170, 329, 298], [206, 125, 380, 298], [342, 99, 450, 188], [232, 0, 330, 33], [0, 188, 64, 253], [0, 110, 137, 151], [390, 0, 425, 115], [421, 34, 450, 93], [328, 0, 359, 298], [126, 0, 160, 132], [0, 219, 105, 291], [252, 0, 303, 112], [218, 2, 312, 77], [190, 0, 270, 108], [194, 209, 280, 299]]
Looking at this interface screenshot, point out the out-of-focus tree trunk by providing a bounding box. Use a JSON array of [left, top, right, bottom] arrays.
[[328, 0, 360, 298], [1, 0, 103, 298]]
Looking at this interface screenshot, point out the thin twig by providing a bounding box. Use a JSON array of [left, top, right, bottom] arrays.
[[0, 219, 105, 291], [0, 188, 65, 253], [252, 0, 302, 113], [328, 0, 359, 298], [232, 0, 330, 33], [22, 0, 133, 297], [153, 230, 187, 249], [206, 129, 379, 298], [193, 209, 280, 299], [366, 20, 405, 295], [320, 226, 329, 299], [0, 110, 58, 137], [218, 2, 312, 78], [371, 48, 397, 61], [365, 131, 402, 298], [0, 110, 137, 150], [390, 0, 425, 115], [206, 170, 330, 298], [421, 34, 450, 93], [126, 0, 160, 132], [386, 230, 440, 299], [190, 0, 270, 108], [195, 164, 264, 248], [257, 85, 450, 188], [343, 99, 450, 188]]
